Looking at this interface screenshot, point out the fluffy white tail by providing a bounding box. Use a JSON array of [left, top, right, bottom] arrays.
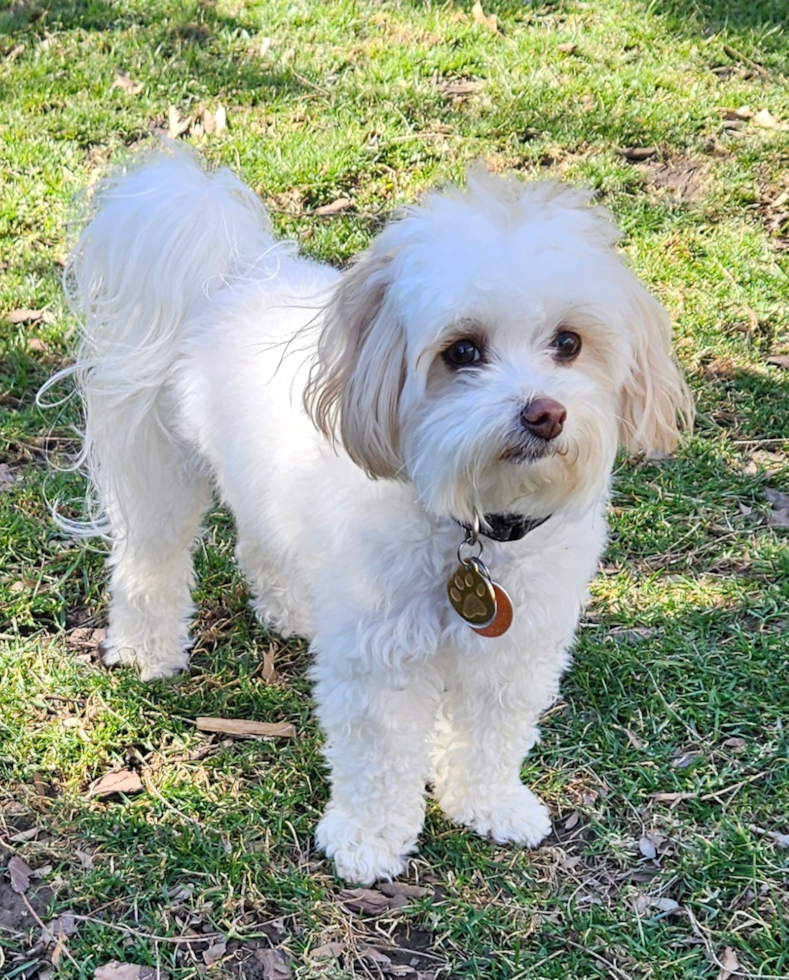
[[40, 145, 279, 679], [45, 144, 274, 536]]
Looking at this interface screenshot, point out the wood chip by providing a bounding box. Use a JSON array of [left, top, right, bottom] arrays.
[[435, 79, 483, 96], [86, 769, 144, 799], [622, 146, 658, 161], [6, 308, 44, 324], [195, 717, 296, 738], [314, 198, 352, 216]]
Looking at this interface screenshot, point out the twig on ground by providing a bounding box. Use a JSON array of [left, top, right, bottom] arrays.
[[722, 43, 770, 79]]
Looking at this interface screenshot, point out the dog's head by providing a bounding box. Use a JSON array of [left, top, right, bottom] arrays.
[[305, 168, 692, 523]]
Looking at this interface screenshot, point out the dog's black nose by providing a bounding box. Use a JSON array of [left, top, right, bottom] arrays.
[[521, 397, 567, 440]]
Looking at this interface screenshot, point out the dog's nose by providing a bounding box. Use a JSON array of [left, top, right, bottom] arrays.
[[521, 397, 567, 440]]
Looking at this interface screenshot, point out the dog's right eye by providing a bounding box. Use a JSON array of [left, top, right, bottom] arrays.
[[442, 339, 482, 368]]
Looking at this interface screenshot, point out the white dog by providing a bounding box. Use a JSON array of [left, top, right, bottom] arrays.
[[56, 147, 691, 884]]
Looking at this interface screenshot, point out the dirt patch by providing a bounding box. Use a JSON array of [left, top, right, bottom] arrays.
[[758, 185, 789, 251], [641, 159, 707, 204]]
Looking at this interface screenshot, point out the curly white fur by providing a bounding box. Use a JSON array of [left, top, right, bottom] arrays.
[[53, 146, 691, 884]]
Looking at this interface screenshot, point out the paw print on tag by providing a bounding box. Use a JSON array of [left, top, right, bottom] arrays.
[[448, 563, 496, 626]]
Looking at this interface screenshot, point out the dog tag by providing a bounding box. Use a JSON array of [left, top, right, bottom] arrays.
[[470, 582, 513, 637], [447, 558, 497, 629]]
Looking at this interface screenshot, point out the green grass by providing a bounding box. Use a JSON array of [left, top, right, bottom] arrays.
[[1, 1, 788, 977]]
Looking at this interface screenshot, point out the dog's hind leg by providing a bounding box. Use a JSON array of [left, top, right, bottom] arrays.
[[100, 445, 212, 682]]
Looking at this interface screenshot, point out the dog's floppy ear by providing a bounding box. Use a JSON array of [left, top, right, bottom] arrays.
[[305, 244, 407, 479], [619, 285, 694, 454]]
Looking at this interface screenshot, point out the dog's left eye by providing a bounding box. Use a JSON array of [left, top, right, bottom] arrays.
[[553, 330, 582, 362], [442, 339, 482, 368]]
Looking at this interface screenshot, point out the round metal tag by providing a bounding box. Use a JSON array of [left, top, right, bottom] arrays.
[[470, 583, 513, 637], [447, 560, 496, 628]]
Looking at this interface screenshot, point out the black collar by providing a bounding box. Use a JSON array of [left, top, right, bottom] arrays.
[[461, 513, 551, 543]]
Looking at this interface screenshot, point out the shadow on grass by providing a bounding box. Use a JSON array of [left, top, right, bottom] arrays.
[[0, 0, 311, 107], [652, 0, 788, 30]]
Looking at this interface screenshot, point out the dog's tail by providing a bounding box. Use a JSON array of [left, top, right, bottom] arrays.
[[42, 144, 276, 536]]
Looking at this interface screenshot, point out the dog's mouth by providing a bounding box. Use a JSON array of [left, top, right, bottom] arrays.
[[500, 437, 561, 464]]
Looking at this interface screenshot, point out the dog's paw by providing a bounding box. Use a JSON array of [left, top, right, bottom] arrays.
[[441, 785, 553, 848], [316, 808, 412, 885], [100, 637, 189, 682]]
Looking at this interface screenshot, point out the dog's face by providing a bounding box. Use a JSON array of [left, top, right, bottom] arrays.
[[306, 170, 692, 523]]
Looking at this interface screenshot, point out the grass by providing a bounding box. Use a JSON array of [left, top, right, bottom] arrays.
[[1, 0, 788, 977]]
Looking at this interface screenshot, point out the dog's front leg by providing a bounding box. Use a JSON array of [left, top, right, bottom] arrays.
[[311, 650, 442, 885], [431, 645, 561, 848]]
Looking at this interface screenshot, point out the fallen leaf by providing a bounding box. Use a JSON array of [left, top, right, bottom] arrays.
[[168, 105, 192, 139], [0, 463, 16, 490], [721, 106, 753, 120], [28, 337, 48, 353], [721, 736, 747, 754], [202, 942, 227, 966], [623, 727, 647, 749], [10, 826, 41, 843], [94, 964, 168, 980], [764, 488, 789, 527], [314, 198, 352, 216], [671, 748, 702, 769], [8, 855, 32, 893], [112, 68, 143, 96], [41, 912, 77, 946], [557, 42, 577, 54], [563, 811, 580, 830], [202, 103, 226, 135], [717, 946, 740, 980], [471, 1, 498, 32], [308, 942, 344, 960], [65, 626, 106, 650], [86, 769, 143, 799], [610, 626, 655, 645], [435, 79, 483, 96], [260, 646, 277, 683], [195, 717, 296, 738], [75, 849, 94, 869], [634, 893, 680, 915], [337, 887, 391, 916], [754, 108, 783, 130], [766, 354, 789, 369], [376, 881, 429, 900], [639, 836, 658, 860], [764, 487, 789, 510], [360, 946, 392, 967], [253, 948, 293, 979]]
